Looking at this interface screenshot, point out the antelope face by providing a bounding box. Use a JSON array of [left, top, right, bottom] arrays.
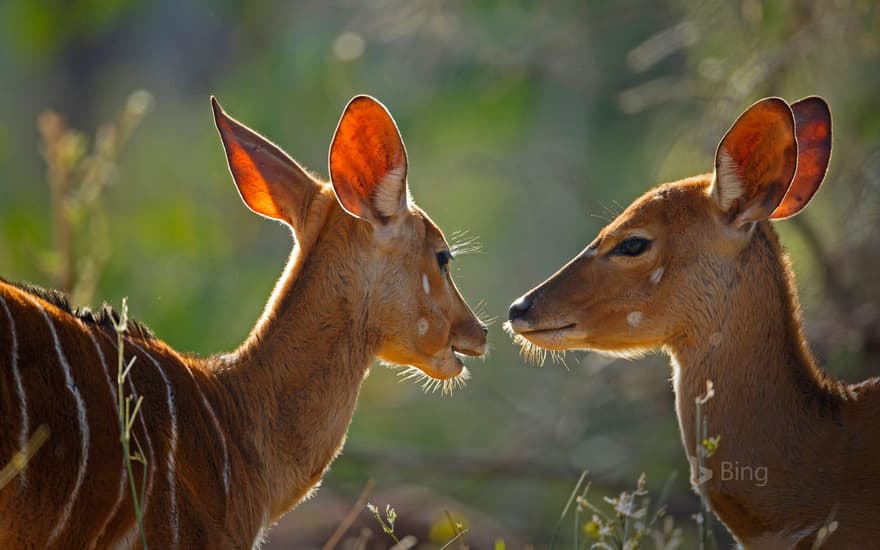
[[326, 95, 487, 384], [506, 183, 696, 357], [507, 96, 831, 359], [368, 207, 488, 383]]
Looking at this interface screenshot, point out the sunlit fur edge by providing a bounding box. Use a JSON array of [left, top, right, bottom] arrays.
[[381, 361, 471, 396]]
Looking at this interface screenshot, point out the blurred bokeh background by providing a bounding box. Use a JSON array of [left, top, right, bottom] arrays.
[[1, 0, 878, 547]]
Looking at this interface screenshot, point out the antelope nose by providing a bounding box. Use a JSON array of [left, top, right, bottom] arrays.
[[508, 295, 533, 321]]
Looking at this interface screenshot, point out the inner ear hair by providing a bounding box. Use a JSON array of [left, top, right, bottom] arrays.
[[714, 148, 746, 213], [329, 95, 409, 226], [711, 97, 797, 226]]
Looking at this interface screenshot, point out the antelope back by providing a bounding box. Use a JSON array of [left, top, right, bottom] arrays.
[[0, 281, 235, 547]]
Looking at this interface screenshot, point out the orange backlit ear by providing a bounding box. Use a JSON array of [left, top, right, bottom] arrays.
[[329, 95, 408, 225], [212, 96, 317, 229], [711, 97, 797, 227], [770, 96, 832, 220]]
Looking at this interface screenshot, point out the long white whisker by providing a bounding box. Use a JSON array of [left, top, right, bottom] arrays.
[[394, 364, 470, 396]]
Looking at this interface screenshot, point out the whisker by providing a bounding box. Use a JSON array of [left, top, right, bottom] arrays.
[[502, 321, 574, 368], [471, 298, 498, 328], [394, 364, 470, 396], [448, 230, 483, 257], [503, 322, 548, 366]]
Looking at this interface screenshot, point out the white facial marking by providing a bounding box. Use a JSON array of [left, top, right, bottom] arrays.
[[712, 148, 745, 210], [422, 273, 431, 295], [373, 165, 407, 218], [0, 295, 27, 488], [627, 311, 643, 328], [650, 266, 665, 285], [26, 297, 90, 548], [132, 342, 180, 549], [417, 318, 429, 336], [709, 332, 723, 347]]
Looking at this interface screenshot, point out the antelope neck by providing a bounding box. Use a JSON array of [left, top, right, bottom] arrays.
[[664, 222, 847, 535], [211, 204, 380, 524]]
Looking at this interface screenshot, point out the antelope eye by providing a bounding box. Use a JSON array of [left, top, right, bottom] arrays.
[[436, 250, 453, 272], [613, 237, 651, 257]]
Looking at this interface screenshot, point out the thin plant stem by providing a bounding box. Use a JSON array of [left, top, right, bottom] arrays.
[[548, 469, 588, 550], [0, 425, 50, 489], [322, 479, 375, 550], [113, 299, 148, 549]]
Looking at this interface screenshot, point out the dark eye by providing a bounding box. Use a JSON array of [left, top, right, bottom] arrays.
[[436, 250, 453, 272], [613, 237, 651, 257]]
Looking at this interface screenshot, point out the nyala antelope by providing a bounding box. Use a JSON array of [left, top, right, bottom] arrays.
[[508, 97, 880, 548], [0, 95, 487, 548]]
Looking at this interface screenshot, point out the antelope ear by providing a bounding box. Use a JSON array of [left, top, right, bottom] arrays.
[[710, 97, 797, 227], [212, 96, 317, 231], [770, 96, 831, 219], [329, 95, 408, 225]]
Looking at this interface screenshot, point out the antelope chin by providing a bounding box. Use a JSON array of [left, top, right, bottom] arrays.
[[394, 348, 472, 395]]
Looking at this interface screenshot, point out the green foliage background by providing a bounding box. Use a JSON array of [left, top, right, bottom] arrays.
[[1, 0, 878, 546]]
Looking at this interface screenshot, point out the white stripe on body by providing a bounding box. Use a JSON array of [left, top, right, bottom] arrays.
[[23, 296, 90, 547], [84, 328, 127, 550], [0, 295, 28, 487], [184, 364, 231, 499], [100, 330, 156, 548], [131, 341, 180, 550]]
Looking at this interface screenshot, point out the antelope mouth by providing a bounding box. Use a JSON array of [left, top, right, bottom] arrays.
[[505, 320, 582, 351], [452, 344, 484, 358], [515, 323, 577, 337]]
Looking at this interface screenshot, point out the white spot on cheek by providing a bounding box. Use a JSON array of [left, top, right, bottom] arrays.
[[417, 318, 429, 336], [650, 266, 665, 284], [422, 274, 430, 295], [627, 311, 643, 328]]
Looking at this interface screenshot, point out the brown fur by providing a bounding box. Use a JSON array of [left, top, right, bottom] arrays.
[[508, 97, 879, 547], [0, 95, 486, 548]]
